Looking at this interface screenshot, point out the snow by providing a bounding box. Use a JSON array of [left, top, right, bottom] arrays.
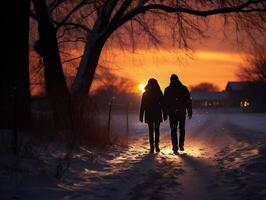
[[0, 112, 266, 200], [223, 113, 266, 133]]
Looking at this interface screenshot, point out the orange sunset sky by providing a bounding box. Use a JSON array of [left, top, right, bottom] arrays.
[[95, 16, 251, 93], [100, 48, 246, 93]]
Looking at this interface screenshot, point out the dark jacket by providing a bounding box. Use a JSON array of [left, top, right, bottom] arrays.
[[140, 89, 164, 123], [164, 82, 192, 117]]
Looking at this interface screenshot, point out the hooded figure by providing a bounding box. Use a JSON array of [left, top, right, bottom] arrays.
[[164, 74, 192, 153], [140, 78, 164, 153]]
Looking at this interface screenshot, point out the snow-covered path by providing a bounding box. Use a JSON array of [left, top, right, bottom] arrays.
[[91, 113, 266, 200], [1, 113, 266, 200], [62, 113, 266, 200]]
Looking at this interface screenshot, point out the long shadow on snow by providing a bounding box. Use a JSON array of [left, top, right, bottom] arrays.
[[129, 154, 184, 200]]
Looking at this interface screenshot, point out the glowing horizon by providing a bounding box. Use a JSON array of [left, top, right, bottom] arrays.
[[138, 83, 145, 93], [99, 48, 246, 93]]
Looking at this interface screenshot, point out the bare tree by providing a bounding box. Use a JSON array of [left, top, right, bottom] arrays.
[[94, 67, 136, 95], [1, 0, 31, 131], [237, 51, 266, 81], [29, 53, 45, 96], [190, 82, 220, 92], [29, 0, 266, 129]]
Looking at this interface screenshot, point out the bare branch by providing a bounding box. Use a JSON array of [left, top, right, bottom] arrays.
[[58, 22, 92, 33], [55, 0, 88, 31], [48, 0, 67, 13], [62, 55, 83, 64], [142, 1, 266, 17], [109, 0, 133, 25], [237, 48, 266, 81]]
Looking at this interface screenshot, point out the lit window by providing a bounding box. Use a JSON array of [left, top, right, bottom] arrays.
[[240, 100, 250, 108]]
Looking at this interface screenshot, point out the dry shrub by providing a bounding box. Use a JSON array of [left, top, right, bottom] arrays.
[[0, 129, 13, 154], [70, 98, 111, 146], [31, 96, 112, 148]]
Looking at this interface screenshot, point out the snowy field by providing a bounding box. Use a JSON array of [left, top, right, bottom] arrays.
[[1, 112, 266, 200]]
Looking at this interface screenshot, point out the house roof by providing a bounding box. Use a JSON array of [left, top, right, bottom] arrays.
[[225, 81, 266, 91], [191, 91, 226, 100]]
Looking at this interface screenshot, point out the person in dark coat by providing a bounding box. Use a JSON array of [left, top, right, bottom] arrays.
[[164, 74, 192, 153], [139, 78, 164, 153]]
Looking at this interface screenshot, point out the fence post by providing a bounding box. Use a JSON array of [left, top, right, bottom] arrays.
[[107, 97, 114, 141], [126, 102, 129, 134], [12, 87, 18, 155]]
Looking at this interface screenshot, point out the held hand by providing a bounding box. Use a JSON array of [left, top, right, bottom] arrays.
[[187, 112, 192, 120], [163, 110, 168, 121]]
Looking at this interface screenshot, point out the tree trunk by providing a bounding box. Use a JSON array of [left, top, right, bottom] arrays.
[[66, 35, 106, 141], [71, 6, 115, 99], [0, 0, 31, 130], [71, 32, 106, 99], [32, 0, 71, 129]]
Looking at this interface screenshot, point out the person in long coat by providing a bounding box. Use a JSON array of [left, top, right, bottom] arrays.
[[139, 78, 164, 153], [164, 74, 192, 153]]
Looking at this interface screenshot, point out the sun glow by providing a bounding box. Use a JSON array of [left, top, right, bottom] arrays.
[[138, 83, 145, 93], [102, 48, 246, 91]]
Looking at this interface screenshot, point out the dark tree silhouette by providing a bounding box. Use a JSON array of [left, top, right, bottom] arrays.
[[94, 67, 135, 95], [1, 0, 31, 130], [237, 50, 266, 81], [32, 0, 72, 128], [29, 0, 266, 129], [190, 82, 220, 92]]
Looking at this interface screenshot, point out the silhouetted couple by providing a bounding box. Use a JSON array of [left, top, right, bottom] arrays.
[[140, 74, 192, 154]]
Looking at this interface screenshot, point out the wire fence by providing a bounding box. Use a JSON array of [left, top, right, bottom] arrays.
[[30, 96, 135, 142], [106, 98, 131, 140]]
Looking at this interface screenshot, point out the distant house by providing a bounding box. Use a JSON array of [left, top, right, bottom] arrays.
[[191, 91, 226, 108], [225, 81, 266, 112]]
